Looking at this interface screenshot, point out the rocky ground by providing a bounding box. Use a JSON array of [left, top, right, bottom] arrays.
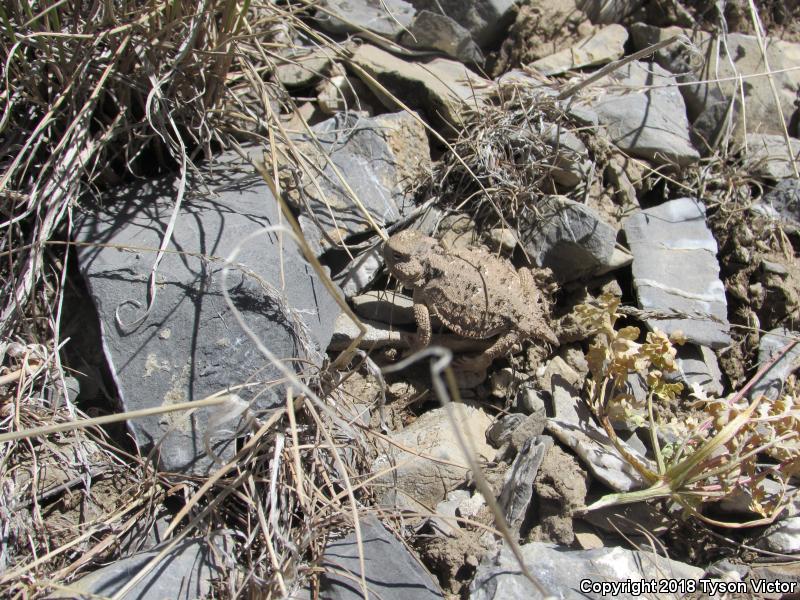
[[4, 0, 800, 598]]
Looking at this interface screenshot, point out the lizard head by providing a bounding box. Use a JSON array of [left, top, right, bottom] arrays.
[[383, 229, 438, 288]]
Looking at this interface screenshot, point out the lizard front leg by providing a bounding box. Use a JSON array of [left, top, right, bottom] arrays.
[[411, 288, 433, 351], [456, 330, 520, 372]]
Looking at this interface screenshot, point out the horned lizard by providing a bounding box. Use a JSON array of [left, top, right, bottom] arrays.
[[383, 229, 558, 370]]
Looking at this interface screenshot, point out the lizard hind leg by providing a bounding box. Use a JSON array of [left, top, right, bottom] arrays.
[[454, 330, 519, 372]]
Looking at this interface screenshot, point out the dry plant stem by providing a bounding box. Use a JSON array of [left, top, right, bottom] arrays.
[[0, 393, 231, 444], [557, 35, 679, 101], [302, 397, 368, 600], [382, 348, 555, 599], [251, 155, 366, 372]]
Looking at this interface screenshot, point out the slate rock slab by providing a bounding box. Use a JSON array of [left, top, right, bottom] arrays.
[[372, 404, 494, 507], [316, 0, 416, 39], [583, 60, 699, 166], [284, 111, 429, 256], [408, 0, 516, 47], [470, 542, 704, 600], [320, 516, 443, 599], [744, 133, 800, 180], [401, 11, 483, 64], [76, 151, 341, 474], [350, 43, 493, 128], [750, 327, 800, 401], [518, 195, 619, 282], [55, 538, 222, 599], [530, 24, 628, 76], [622, 197, 731, 348], [631, 23, 800, 140]]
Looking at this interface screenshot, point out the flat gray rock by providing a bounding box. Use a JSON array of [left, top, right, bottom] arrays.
[[622, 197, 731, 348], [76, 151, 340, 474], [321, 516, 443, 599], [350, 43, 493, 128], [55, 538, 221, 599], [518, 195, 619, 282], [584, 60, 699, 166], [316, 0, 416, 39], [669, 344, 724, 396], [401, 11, 483, 63], [631, 23, 800, 140], [286, 111, 429, 256], [470, 542, 703, 600], [408, 0, 516, 47], [530, 24, 628, 76], [744, 133, 800, 180], [750, 327, 800, 401]]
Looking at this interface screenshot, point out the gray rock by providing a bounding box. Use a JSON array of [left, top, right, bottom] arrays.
[[762, 178, 800, 232], [55, 538, 222, 599], [518, 195, 618, 282], [372, 404, 494, 507], [669, 344, 724, 396], [334, 246, 385, 297], [401, 11, 484, 63], [321, 516, 443, 599], [750, 327, 800, 401], [530, 25, 628, 76], [622, 197, 731, 349], [499, 435, 553, 531], [584, 60, 699, 166], [578, 502, 670, 536], [631, 23, 800, 140], [577, 0, 644, 23], [744, 133, 800, 180], [758, 516, 800, 555], [75, 151, 340, 474], [431, 489, 472, 536], [286, 111, 429, 255], [316, 0, 416, 39], [547, 418, 650, 492], [351, 291, 416, 325], [408, 0, 516, 48], [350, 43, 493, 127], [515, 384, 547, 415], [486, 413, 527, 447], [274, 48, 334, 88], [470, 542, 704, 599]]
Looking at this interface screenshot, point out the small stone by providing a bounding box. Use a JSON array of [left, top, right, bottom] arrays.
[[489, 227, 518, 251], [499, 435, 552, 531], [530, 24, 628, 76], [486, 413, 526, 447], [758, 516, 800, 555], [315, 0, 416, 39], [457, 492, 486, 518], [749, 327, 800, 401], [274, 49, 333, 88], [373, 404, 494, 507], [351, 291, 416, 325], [518, 195, 619, 282], [744, 133, 800, 180], [401, 11, 484, 63]]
